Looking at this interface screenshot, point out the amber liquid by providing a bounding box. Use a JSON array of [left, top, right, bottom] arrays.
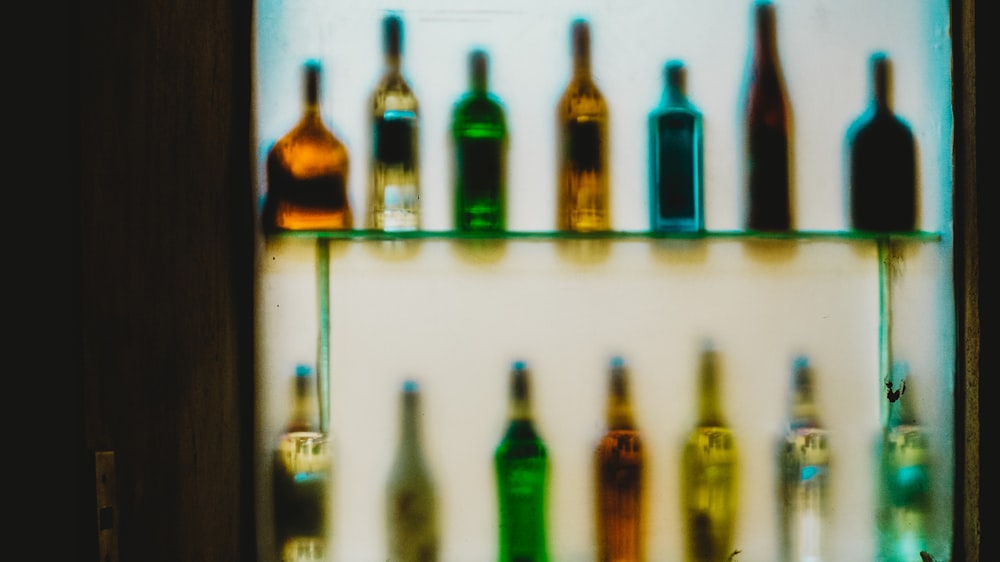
[[596, 429, 644, 562]]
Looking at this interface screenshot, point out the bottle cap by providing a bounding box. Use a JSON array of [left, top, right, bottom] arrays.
[[295, 364, 314, 377], [402, 379, 420, 394]]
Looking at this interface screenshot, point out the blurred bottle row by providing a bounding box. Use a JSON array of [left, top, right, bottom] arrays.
[[272, 351, 932, 562], [261, 5, 918, 238]]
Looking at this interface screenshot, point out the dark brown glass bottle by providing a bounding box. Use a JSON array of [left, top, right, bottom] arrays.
[[262, 61, 352, 234], [743, 1, 791, 231], [595, 356, 644, 562], [848, 53, 917, 232]]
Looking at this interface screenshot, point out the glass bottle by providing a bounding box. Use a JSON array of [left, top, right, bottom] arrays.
[[386, 380, 438, 562], [495, 361, 550, 562], [778, 357, 830, 562], [273, 365, 332, 562], [595, 356, 645, 562], [877, 363, 931, 562], [681, 343, 737, 562], [848, 53, 917, 232], [557, 19, 610, 232], [262, 61, 352, 234], [649, 60, 704, 233], [452, 49, 508, 232], [370, 13, 420, 232], [743, 1, 791, 231]]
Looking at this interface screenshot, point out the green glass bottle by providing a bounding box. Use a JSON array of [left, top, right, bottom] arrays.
[[877, 362, 931, 562], [495, 360, 550, 562], [681, 343, 737, 562], [778, 357, 830, 562], [452, 49, 507, 232]]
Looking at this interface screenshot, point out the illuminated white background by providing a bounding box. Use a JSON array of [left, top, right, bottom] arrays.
[[253, 1, 955, 560]]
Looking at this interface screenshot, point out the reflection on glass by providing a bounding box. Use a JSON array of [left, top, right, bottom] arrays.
[[848, 53, 917, 233], [595, 356, 645, 562], [262, 61, 352, 234], [370, 13, 420, 232], [779, 357, 830, 562], [386, 380, 438, 561], [682, 343, 738, 562], [273, 366, 331, 562], [495, 361, 550, 562], [649, 60, 704, 234], [557, 19, 610, 232]]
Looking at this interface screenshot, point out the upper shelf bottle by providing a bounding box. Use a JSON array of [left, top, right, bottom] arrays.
[[261, 61, 352, 234], [557, 19, 610, 233], [649, 60, 704, 234], [452, 49, 508, 232], [370, 13, 421, 232], [743, 1, 792, 232], [848, 53, 917, 233]]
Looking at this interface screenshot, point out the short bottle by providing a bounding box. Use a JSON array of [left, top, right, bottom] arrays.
[[557, 19, 610, 232], [778, 357, 830, 562], [649, 61, 704, 233], [495, 361, 550, 562], [262, 61, 352, 234], [370, 13, 421, 232], [848, 53, 917, 232], [272, 365, 332, 562], [743, 1, 792, 231], [681, 343, 737, 562], [595, 356, 645, 562], [452, 49, 508, 232], [386, 380, 439, 562]]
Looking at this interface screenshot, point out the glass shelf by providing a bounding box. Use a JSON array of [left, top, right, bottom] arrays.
[[265, 229, 942, 242]]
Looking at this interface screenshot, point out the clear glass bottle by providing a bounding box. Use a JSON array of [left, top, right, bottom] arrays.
[[262, 61, 352, 234], [273, 365, 332, 562], [370, 13, 420, 232], [595, 356, 645, 562], [386, 380, 438, 562], [743, 1, 792, 231], [778, 357, 830, 562], [848, 53, 917, 232], [557, 19, 610, 232], [495, 361, 550, 562], [452, 49, 508, 232], [681, 343, 738, 562], [649, 60, 704, 233]]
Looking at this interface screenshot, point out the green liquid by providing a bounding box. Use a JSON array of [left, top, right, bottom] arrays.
[[452, 93, 507, 232], [495, 419, 549, 562]]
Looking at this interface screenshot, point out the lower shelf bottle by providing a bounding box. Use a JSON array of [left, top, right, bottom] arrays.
[[495, 360, 550, 562], [681, 343, 737, 562]]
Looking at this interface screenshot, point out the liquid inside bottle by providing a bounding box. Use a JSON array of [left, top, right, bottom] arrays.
[[848, 53, 917, 232], [744, 1, 792, 231], [453, 49, 508, 232], [681, 343, 737, 562], [595, 356, 644, 562], [262, 61, 352, 233], [557, 19, 610, 232], [495, 361, 550, 562], [386, 380, 438, 562], [370, 13, 420, 232], [649, 61, 704, 233]]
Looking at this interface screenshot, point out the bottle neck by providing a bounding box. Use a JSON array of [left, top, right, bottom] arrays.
[[508, 366, 533, 421], [871, 54, 891, 113], [571, 21, 592, 79], [663, 61, 686, 105], [398, 386, 424, 457], [607, 366, 635, 429], [789, 361, 820, 429], [383, 15, 403, 75], [752, 3, 780, 69], [303, 64, 322, 118], [288, 373, 319, 432], [697, 349, 723, 426], [470, 50, 488, 94]]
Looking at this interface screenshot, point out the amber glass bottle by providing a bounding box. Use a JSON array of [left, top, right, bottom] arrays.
[[262, 61, 352, 234], [557, 19, 610, 232], [595, 356, 644, 562]]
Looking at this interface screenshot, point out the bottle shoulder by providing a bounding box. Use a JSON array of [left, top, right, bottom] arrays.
[[268, 119, 349, 177], [558, 78, 607, 118], [452, 94, 507, 131], [372, 72, 419, 114]]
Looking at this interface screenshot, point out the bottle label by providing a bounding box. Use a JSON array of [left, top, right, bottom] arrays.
[[654, 112, 697, 220], [375, 111, 417, 167], [565, 120, 603, 171]]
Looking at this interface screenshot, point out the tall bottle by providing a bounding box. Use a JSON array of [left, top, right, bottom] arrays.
[[848, 53, 917, 232], [681, 343, 737, 562], [877, 363, 931, 562], [595, 356, 645, 562], [743, 1, 792, 231], [452, 49, 508, 232], [495, 361, 550, 562], [557, 19, 610, 232], [370, 13, 420, 232], [386, 380, 438, 562], [262, 61, 352, 234], [273, 365, 332, 562], [778, 357, 830, 562], [649, 61, 704, 233]]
